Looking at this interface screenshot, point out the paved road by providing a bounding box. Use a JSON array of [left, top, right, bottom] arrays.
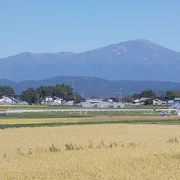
[[0, 108, 154, 114]]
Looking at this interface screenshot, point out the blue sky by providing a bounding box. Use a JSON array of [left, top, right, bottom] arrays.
[[0, 0, 180, 57]]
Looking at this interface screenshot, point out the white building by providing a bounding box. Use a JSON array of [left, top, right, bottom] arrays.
[[80, 102, 95, 108], [45, 96, 53, 103], [178, 111, 180, 116], [153, 99, 163, 106], [171, 104, 180, 110], [167, 100, 174, 105], [63, 101, 74, 106], [42, 96, 63, 105], [86, 98, 103, 104], [133, 99, 141, 105], [80, 101, 125, 108], [53, 97, 63, 105], [0, 96, 19, 105], [174, 98, 180, 104], [95, 102, 110, 108], [109, 102, 125, 108]]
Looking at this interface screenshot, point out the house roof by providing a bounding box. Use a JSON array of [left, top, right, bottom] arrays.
[[174, 98, 180, 101], [140, 98, 150, 101], [156, 97, 167, 101], [153, 99, 163, 101]]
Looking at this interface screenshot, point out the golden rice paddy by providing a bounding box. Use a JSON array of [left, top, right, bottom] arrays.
[[1, 123, 180, 179], [0, 115, 179, 125]]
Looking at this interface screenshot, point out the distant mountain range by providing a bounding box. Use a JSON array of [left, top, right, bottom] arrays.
[[0, 39, 180, 82], [1, 76, 180, 98]]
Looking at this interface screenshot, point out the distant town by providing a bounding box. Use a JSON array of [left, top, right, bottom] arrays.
[[0, 85, 180, 114]]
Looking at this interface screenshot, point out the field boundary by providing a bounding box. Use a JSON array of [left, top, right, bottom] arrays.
[[1, 118, 180, 129]]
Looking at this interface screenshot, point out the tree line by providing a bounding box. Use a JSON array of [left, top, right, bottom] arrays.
[[0, 86, 180, 105], [123, 90, 180, 105], [0, 85, 84, 104]]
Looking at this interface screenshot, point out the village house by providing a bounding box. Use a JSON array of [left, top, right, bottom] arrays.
[[53, 97, 63, 105], [0, 96, 28, 105], [80, 102, 94, 108], [167, 100, 174, 105], [86, 98, 103, 104], [95, 102, 110, 108], [0, 96, 17, 105], [109, 102, 125, 108], [63, 101, 74, 106], [174, 98, 180, 104], [45, 96, 53, 103], [80, 100, 125, 108], [133, 99, 141, 105], [153, 99, 163, 106], [178, 111, 180, 116], [41, 96, 63, 105], [139, 98, 151, 105]]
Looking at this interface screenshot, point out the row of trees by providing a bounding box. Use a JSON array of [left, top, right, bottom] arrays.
[[139, 90, 180, 100], [22, 85, 84, 104], [0, 85, 84, 104], [123, 90, 180, 104], [0, 86, 15, 97], [165, 91, 180, 100]]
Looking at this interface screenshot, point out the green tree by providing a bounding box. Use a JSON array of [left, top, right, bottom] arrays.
[[165, 91, 180, 100], [172, 91, 180, 98], [0, 86, 15, 97], [21, 88, 37, 104], [165, 91, 175, 100], [36, 84, 84, 103], [73, 92, 85, 103], [123, 96, 133, 103], [140, 90, 156, 99], [53, 84, 73, 100], [36, 86, 54, 99]]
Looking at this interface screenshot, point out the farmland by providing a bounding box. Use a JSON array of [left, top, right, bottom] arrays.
[[0, 110, 180, 129], [1, 105, 180, 179], [1, 124, 180, 179]]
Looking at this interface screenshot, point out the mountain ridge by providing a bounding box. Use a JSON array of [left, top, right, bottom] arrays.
[[1, 76, 180, 98], [0, 39, 180, 82]]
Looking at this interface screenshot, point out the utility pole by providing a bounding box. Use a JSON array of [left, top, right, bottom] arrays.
[[72, 79, 76, 102], [156, 90, 159, 97], [120, 88, 123, 98], [82, 91, 84, 98], [115, 88, 123, 102], [115, 92, 121, 102]]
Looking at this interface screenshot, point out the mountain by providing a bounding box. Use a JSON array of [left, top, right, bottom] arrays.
[[1, 76, 180, 98], [0, 39, 180, 82]]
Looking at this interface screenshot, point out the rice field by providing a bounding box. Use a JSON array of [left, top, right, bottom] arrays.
[[0, 111, 157, 121], [0, 105, 80, 112], [1, 124, 180, 179], [0, 115, 180, 129]]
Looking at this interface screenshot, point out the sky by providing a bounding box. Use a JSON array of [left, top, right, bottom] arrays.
[[0, 0, 180, 58]]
